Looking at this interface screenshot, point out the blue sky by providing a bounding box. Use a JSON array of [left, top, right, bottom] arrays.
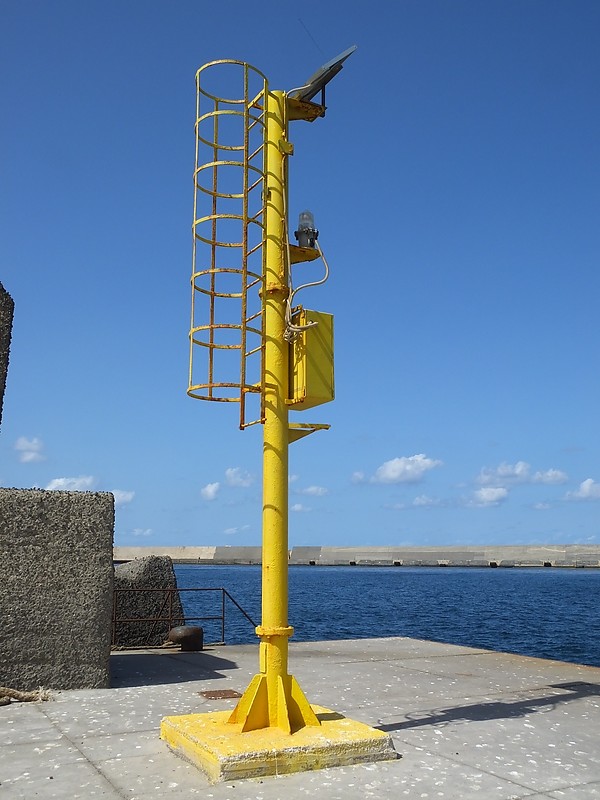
[[1, 0, 599, 548]]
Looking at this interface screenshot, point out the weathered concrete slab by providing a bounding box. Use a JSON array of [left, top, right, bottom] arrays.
[[1, 637, 599, 798], [0, 489, 114, 691]]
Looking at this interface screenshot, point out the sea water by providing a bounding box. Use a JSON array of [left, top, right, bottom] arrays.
[[174, 564, 600, 668]]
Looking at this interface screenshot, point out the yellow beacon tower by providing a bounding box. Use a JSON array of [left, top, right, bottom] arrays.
[[161, 48, 396, 783]]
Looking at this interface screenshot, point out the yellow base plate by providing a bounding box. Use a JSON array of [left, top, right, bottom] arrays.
[[160, 705, 397, 783]]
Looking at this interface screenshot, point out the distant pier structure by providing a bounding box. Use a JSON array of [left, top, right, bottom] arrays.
[[114, 544, 600, 568]]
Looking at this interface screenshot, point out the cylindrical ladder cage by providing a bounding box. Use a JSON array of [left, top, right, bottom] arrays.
[[188, 60, 267, 429]]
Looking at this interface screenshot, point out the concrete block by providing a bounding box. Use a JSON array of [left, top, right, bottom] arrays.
[[113, 556, 185, 647], [289, 546, 323, 565], [0, 489, 114, 690], [213, 546, 262, 564]]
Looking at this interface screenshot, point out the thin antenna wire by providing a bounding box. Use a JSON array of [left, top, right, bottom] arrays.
[[298, 18, 325, 55]]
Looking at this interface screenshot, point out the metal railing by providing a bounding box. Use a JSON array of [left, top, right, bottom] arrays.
[[111, 587, 257, 648]]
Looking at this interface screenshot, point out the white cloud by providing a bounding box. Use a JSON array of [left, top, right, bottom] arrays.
[[532, 469, 568, 485], [288, 474, 299, 484], [533, 502, 551, 510], [225, 467, 254, 488], [15, 436, 45, 463], [478, 461, 568, 487], [291, 503, 310, 512], [351, 471, 365, 484], [471, 487, 509, 507], [413, 494, 440, 507], [566, 478, 600, 501], [223, 524, 250, 535], [45, 475, 96, 491], [371, 454, 442, 484], [21, 452, 43, 464], [388, 496, 441, 510], [132, 528, 152, 537], [297, 485, 328, 497], [112, 489, 134, 506], [478, 461, 530, 485], [201, 482, 220, 501]]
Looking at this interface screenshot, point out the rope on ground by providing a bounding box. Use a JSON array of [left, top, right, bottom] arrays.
[[0, 687, 51, 706]]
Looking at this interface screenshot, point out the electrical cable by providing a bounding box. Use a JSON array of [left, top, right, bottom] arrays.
[[291, 241, 329, 301], [282, 199, 329, 341], [283, 240, 329, 342]]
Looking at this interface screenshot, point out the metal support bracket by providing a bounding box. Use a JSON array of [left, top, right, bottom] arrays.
[[289, 422, 331, 443], [278, 138, 294, 155], [288, 244, 321, 264], [286, 97, 326, 122]]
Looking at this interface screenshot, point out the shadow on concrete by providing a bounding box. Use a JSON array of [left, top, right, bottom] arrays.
[[376, 681, 600, 732], [316, 711, 345, 722], [110, 648, 239, 688]]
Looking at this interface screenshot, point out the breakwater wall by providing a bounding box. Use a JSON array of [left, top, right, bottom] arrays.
[[113, 544, 600, 568]]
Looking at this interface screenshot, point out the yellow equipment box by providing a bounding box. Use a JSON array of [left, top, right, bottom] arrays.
[[288, 308, 334, 409]]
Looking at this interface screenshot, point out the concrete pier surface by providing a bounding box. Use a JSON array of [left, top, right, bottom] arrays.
[[2, 636, 600, 799]]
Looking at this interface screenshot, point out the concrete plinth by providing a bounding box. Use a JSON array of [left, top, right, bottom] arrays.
[[161, 706, 397, 782]]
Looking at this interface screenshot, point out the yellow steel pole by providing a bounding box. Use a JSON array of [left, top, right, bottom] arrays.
[[260, 86, 293, 727], [228, 89, 319, 734]]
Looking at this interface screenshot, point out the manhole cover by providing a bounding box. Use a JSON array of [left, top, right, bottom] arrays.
[[200, 689, 242, 699]]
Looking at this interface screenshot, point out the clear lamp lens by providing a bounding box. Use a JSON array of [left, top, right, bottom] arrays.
[[298, 210, 315, 231]]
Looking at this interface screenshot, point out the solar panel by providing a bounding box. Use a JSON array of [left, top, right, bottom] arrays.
[[290, 45, 357, 103]]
